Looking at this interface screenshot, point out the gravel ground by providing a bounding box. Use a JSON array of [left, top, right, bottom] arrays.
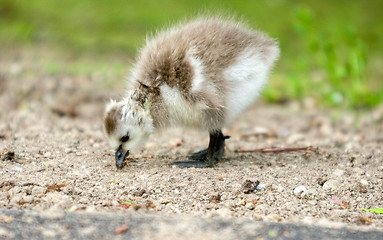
[[1, 50, 383, 237]]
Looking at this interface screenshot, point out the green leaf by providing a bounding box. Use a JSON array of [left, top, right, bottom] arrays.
[[361, 209, 383, 214], [122, 200, 133, 206]]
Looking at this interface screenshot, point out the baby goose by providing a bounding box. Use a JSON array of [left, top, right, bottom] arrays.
[[104, 17, 279, 168]]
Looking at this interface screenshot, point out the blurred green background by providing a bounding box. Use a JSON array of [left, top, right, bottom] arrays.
[[1, 0, 382, 108]]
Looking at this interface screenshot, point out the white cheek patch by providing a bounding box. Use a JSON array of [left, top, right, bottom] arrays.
[[109, 127, 145, 154], [125, 133, 149, 154], [108, 137, 121, 150]]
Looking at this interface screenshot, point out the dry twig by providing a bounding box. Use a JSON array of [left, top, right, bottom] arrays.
[[114, 224, 129, 235], [46, 183, 67, 192]]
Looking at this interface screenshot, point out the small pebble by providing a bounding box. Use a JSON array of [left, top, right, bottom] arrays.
[[114, 224, 129, 235], [69, 205, 80, 212], [256, 183, 268, 190], [323, 179, 341, 190], [22, 195, 35, 204], [332, 169, 345, 177], [242, 180, 259, 194], [173, 189, 180, 194], [317, 178, 327, 186], [92, 143, 100, 148], [235, 199, 247, 206], [43, 152, 52, 157], [360, 179, 368, 186], [293, 186, 308, 197], [64, 148, 73, 154], [245, 202, 255, 210], [13, 166, 23, 172]]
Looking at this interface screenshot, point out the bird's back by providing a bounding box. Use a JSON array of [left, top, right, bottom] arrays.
[[133, 18, 276, 85], [130, 17, 279, 129]]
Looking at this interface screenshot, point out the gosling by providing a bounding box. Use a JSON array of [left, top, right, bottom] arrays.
[[103, 17, 279, 168]]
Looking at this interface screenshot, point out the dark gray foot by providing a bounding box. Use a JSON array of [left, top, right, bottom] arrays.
[[190, 149, 208, 161], [189, 130, 229, 167]]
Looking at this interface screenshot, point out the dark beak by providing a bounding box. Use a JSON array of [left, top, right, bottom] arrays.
[[115, 145, 129, 168]]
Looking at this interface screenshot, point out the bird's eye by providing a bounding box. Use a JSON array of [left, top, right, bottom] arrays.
[[120, 135, 130, 142]]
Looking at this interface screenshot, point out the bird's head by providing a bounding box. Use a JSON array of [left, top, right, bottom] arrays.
[[103, 97, 154, 168]]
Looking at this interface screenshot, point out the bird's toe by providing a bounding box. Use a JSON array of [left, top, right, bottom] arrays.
[[190, 148, 208, 161]]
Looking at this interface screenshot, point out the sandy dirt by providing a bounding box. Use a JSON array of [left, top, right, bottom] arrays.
[[1, 50, 383, 233]]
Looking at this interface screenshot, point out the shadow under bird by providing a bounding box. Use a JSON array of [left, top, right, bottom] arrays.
[[103, 17, 279, 168]]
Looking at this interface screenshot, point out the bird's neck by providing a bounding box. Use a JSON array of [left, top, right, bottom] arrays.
[[131, 86, 170, 130]]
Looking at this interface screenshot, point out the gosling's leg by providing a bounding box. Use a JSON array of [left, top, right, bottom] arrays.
[[190, 130, 229, 166]]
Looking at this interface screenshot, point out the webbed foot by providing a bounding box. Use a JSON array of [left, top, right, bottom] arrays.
[[189, 130, 229, 167], [190, 149, 208, 161]]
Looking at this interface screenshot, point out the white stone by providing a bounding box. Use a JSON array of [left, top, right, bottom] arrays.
[[332, 169, 345, 177], [43, 152, 52, 157], [256, 183, 268, 190], [323, 179, 341, 190], [246, 202, 255, 210], [293, 185, 308, 197], [23, 195, 35, 204], [360, 179, 368, 186]]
